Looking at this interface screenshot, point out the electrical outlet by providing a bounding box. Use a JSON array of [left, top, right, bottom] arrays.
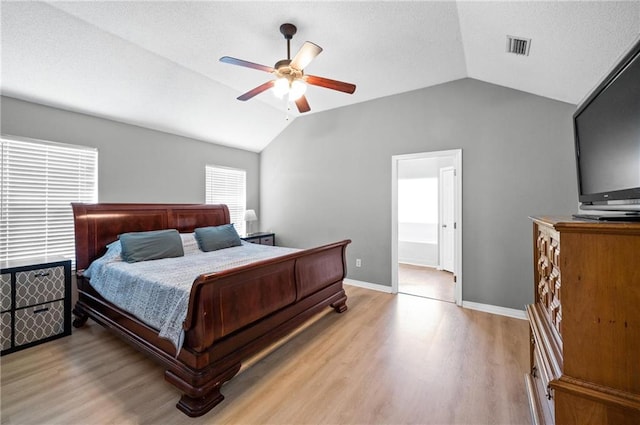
[[355, 258, 362, 267]]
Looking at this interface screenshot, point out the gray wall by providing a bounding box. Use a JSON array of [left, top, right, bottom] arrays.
[[261, 78, 578, 310], [1, 96, 260, 208]]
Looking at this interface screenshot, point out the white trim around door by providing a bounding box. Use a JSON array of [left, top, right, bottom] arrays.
[[391, 149, 463, 306]]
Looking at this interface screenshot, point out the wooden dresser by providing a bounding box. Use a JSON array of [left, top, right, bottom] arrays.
[[525, 217, 640, 424]]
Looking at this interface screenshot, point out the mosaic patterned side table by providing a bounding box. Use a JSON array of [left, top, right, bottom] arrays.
[[1, 257, 71, 355]]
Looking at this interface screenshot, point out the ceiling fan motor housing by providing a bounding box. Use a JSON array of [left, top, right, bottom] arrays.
[[274, 59, 303, 82]]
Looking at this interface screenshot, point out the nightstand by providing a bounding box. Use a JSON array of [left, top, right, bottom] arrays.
[[242, 232, 275, 246], [1, 257, 72, 355]]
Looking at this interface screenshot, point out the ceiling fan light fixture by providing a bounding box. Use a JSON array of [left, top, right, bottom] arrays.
[[272, 78, 307, 101], [273, 78, 289, 98], [289, 80, 307, 101]]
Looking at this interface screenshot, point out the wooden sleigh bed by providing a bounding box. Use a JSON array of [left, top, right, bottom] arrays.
[[71, 203, 350, 417]]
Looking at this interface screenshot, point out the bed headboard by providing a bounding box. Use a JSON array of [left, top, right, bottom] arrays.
[[71, 203, 230, 271]]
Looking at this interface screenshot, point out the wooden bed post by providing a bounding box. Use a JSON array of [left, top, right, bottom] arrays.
[[331, 295, 348, 313], [165, 362, 242, 417]]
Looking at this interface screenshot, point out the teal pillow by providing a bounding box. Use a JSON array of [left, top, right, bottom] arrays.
[[194, 224, 242, 252], [119, 229, 184, 263]]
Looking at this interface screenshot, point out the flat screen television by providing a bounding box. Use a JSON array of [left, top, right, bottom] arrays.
[[573, 36, 640, 220]]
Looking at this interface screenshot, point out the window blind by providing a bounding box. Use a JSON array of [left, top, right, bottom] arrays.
[[0, 136, 98, 266], [205, 165, 246, 235]]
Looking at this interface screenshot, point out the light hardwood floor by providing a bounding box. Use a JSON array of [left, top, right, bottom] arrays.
[[1, 286, 530, 425], [398, 264, 455, 302]]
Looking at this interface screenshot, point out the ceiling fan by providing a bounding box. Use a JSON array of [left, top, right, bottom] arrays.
[[220, 23, 356, 113]]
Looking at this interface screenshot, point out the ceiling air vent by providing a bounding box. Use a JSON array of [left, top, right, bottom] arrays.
[[506, 35, 531, 56]]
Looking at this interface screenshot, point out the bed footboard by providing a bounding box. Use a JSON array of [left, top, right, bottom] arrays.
[[184, 240, 350, 353]]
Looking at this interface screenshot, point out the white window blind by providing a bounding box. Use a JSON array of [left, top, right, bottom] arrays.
[[205, 165, 246, 235], [0, 136, 98, 266]]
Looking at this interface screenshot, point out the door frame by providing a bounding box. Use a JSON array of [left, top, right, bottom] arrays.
[[391, 149, 463, 305]]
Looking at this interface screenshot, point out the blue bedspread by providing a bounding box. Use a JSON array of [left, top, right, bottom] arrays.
[[84, 235, 298, 353]]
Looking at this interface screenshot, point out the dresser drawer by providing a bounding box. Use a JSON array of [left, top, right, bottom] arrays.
[[242, 233, 276, 246], [525, 328, 556, 425], [0, 312, 11, 351], [259, 236, 274, 246], [14, 300, 65, 346], [533, 342, 555, 417], [526, 370, 554, 425], [526, 302, 564, 424], [15, 266, 65, 308], [1, 273, 11, 312]]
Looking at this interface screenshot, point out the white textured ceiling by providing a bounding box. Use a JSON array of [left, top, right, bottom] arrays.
[[1, 1, 639, 152]]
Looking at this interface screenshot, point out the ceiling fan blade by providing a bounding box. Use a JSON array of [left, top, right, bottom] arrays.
[[220, 56, 274, 73], [295, 95, 311, 113], [290, 42, 323, 70], [237, 80, 275, 101], [305, 75, 356, 94]]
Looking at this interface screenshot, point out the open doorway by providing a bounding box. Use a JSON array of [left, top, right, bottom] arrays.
[[391, 150, 462, 305]]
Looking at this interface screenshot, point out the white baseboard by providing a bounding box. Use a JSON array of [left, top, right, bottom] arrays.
[[345, 279, 527, 320], [462, 301, 527, 320], [344, 279, 393, 293], [398, 261, 439, 268]]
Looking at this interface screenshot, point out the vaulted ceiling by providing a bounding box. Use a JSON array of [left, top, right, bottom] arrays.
[[2, 1, 639, 152]]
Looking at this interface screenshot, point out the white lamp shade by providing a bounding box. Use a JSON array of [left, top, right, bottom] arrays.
[[244, 209, 257, 222], [272, 78, 289, 98], [272, 78, 307, 101], [289, 80, 307, 101]]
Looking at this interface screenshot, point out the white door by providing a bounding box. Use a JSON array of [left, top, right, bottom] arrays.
[[439, 167, 455, 272]]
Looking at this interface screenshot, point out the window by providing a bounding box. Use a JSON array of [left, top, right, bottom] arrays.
[[398, 177, 439, 244], [398, 177, 439, 223], [0, 136, 98, 266], [205, 165, 246, 235]]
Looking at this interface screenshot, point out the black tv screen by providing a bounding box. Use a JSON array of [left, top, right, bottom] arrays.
[[574, 37, 640, 211]]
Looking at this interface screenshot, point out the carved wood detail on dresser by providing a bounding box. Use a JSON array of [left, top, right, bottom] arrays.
[[525, 217, 640, 425]]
